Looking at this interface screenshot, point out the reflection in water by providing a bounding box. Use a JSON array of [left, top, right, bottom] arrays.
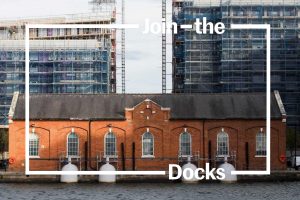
[[0, 182, 299, 200]]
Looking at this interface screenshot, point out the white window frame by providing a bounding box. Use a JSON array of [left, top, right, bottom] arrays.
[[255, 130, 267, 157], [29, 131, 39, 158], [217, 131, 229, 157], [104, 131, 117, 158], [67, 132, 79, 158], [142, 132, 154, 158], [179, 132, 192, 157]]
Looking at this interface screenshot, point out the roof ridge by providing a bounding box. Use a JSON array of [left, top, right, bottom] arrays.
[[20, 92, 269, 96]]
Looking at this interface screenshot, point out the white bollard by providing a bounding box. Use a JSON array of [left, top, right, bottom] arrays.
[[60, 157, 79, 183], [219, 156, 237, 183], [98, 157, 116, 183], [181, 156, 198, 183]]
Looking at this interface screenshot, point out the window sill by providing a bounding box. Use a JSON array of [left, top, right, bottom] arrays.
[[179, 155, 193, 158], [66, 156, 80, 159], [29, 156, 40, 159], [141, 155, 155, 159], [104, 155, 118, 159], [255, 155, 267, 158], [216, 155, 230, 158]]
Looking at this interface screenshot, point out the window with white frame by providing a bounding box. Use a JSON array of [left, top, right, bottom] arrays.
[[217, 131, 229, 156], [180, 132, 192, 156], [256, 131, 266, 156], [29, 132, 39, 157], [105, 132, 117, 157], [142, 132, 154, 157], [67, 132, 79, 157]]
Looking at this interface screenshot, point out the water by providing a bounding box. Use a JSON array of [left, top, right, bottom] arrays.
[[0, 182, 299, 200]]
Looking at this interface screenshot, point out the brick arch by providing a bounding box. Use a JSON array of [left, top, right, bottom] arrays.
[[13, 125, 49, 134], [245, 126, 280, 170], [207, 125, 238, 133], [134, 125, 163, 133], [171, 125, 201, 132], [29, 126, 51, 159], [14, 126, 51, 136], [170, 126, 201, 159], [207, 126, 238, 158], [94, 126, 126, 133], [58, 126, 88, 133], [245, 126, 279, 133], [133, 126, 163, 159], [11, 126, 51, 163], [91, 126, 126, 160], [55, 126, 88, 158], [9, 127, 50, 156]]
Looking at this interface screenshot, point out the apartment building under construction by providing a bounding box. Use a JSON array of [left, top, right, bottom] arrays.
[[0, 2, 117, 125], [173, 0, 300, 133]]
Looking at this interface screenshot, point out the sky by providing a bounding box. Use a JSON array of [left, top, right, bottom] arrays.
[[0, 0, 172, 93]]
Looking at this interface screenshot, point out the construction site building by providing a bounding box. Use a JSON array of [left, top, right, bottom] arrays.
[[173, 0, 300, 134], [0, 9, 116, 126]]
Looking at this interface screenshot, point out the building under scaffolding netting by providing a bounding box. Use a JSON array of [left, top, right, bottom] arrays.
[[173, 0, 300, 133], [0, 1, 117, 126]]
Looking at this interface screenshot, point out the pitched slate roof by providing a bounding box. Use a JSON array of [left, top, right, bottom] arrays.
[[12, 93, 283, 120]]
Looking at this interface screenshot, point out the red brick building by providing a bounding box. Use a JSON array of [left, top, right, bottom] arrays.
[[8, 91, 287, 172]]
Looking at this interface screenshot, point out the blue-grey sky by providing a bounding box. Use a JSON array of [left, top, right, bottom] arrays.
[[0, 0, 172, 93]]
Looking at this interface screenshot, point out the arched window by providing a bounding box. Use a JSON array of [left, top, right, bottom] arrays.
[[217, 131, 229, 156], [180, 132, 192, 156], [142, 132, 154, 157], [67, 132, 79, 157], [105, 132, 117, 157], [256, 131, 266, 156], [29, 132, 39, 157]]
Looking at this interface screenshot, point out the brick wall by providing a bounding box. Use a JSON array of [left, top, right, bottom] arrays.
[[8, 99, 286, 172]]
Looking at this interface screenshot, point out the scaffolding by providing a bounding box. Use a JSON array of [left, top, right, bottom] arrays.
[[173, 0, 222, 93], [0, 1, 117, 125], [173, 0, 300, 131]]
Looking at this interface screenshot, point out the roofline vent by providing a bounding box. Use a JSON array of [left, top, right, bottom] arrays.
[[8, 92, 19, 123], [274, 90, 286, 123]]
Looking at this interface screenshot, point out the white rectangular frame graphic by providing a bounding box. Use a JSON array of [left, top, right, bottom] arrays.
[[24, 24, 165, 176], [230, 24, 271, 175], [25, 24, 271, 176]]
